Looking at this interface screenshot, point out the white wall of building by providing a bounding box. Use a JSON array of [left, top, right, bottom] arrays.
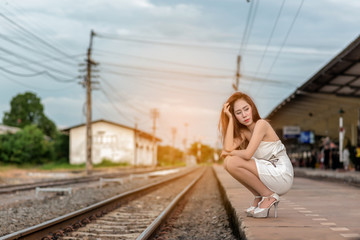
[[69, 120, 158, 166]]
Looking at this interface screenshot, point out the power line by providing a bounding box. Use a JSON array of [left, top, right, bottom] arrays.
[[99, 65, 293, 89], [0, 55, 78, 83], [0, 12, 76, 61], [99, 87, 135, 124], [99, 64, 233, 80], [1, 72, 78, 91], [93, 49, 233, 72], [0, 47, 78, 79], [239, 0, 260, 55], [254, 0, 305, 96], [0, 33, 78, 66], [99, 69, 229, 94], [96, 33, 239, 52], [6, 1, 77, 57], [100, 77, 147, 115], [253, 0, 286, 77]]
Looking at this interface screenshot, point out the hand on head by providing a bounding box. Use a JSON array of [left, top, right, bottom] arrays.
[[223, 102, 232, 118]]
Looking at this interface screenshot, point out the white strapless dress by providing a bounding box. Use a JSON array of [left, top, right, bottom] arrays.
[[252, 140, 293, 195]]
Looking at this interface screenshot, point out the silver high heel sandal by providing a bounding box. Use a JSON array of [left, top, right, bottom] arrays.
[[245, 196, 262, 217], [253, 193, 280, 218]]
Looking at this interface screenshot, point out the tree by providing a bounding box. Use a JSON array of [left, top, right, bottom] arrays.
[[52, 132, 69, 163], [157, 145, 184, 166], [188, 142, 215, 164], [3, 92, 57, 138], [0, 125, 49, 164]]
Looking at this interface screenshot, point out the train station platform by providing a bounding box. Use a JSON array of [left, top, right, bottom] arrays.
[[213, 165, 360, 240], [293, 168, 360, 186]]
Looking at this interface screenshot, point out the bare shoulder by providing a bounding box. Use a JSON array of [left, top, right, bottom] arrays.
[[255, 119, 270, 128], [257, 119, 279, 141]]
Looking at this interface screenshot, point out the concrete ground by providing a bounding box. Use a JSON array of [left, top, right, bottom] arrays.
[[213, 165, 360, 240]]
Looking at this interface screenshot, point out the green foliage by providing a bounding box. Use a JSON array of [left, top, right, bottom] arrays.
[[95, 158, 129, 167], [0, 92, 70, 166], [0, 128, 70, 165], [2, 92, 56, 138], [0, 125, 48, 164], [39, 162, 85, 170], [157, 145, 184, 166], [188, 142, 215, 164], [52, 132, 69, 163]]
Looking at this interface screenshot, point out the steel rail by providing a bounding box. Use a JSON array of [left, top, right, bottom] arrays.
[[0, 167, 199, 240], [0, 167, 178, 194], [136, 168, 206, 240]]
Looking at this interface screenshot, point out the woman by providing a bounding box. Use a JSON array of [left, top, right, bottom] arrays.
[[219, 92, 293, 218]]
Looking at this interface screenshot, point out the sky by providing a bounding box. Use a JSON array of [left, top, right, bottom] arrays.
[[0, 0, 359, 149]]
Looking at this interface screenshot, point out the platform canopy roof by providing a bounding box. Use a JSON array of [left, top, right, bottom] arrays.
[[267, 35, 360, 143]]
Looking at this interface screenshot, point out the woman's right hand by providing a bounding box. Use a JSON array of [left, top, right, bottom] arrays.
[[223, 102, 232, 118], [221, 150, 231, 158]]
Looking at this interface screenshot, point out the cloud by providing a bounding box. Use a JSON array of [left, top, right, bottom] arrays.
[[42, 96, 85, 127]]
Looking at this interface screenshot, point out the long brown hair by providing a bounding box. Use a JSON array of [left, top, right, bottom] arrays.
[[218, 92, 261, 149]]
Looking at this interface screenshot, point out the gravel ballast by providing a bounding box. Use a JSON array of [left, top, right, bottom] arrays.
[[154, 167, 238, 240], [0, 168, 192, 237]]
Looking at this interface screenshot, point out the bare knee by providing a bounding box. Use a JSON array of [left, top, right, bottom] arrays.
[[223, 158, 228, 171], [225, 156, 246, 174]]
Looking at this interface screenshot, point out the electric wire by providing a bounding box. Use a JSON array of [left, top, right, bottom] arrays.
[[100, 65, 294, 91], [6, 1, 77, 58], [0, 66, 50, 77], [238, 0, 254, 55], [247, 0, 286, 91], [94, 50, 306, 81], [0, 47, 79, 81], [99, 87, 136, 124], [93, 49, 234, 72], [1, 72, 78, 91], [0, 12, 76, 61], [100, 77, 147, 115], [253, 0, 286, 78], [100, 70, 230, 96], [0, 55, 78, 83], [96, 33, 239, 52], [238, 0, 260, 55], [0, 33, 79, 67], [254, 0, 305, 96], [99, 64, 233, 80]]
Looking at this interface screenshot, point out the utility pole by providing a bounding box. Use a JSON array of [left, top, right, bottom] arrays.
[[134, 122, 138, 167], [197, 140, 201, 163], [150, 108, 159, 166], [85, 30, 96, 175], [232, 55, 241, 91], [171, 127, 177, 165], [183, 123, 189, 162]]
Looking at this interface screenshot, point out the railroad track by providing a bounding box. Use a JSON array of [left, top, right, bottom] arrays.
[[0, 167, 179, 194], [0, 167, 205, 240]]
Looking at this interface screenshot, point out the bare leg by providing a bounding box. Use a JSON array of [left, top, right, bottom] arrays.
[[225, 156, 275, 208], [224, 158, 261, 207], [225, 157, 260, 196]]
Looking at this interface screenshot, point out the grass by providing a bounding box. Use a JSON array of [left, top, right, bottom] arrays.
[[94, 159, 129, 168]]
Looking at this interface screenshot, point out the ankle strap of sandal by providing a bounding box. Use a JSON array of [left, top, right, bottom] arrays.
[[262, 193, 279, 201]]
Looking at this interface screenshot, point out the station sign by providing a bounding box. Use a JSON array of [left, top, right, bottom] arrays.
[[300, 131, 315, 144], [283, 126, 301, 139]]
